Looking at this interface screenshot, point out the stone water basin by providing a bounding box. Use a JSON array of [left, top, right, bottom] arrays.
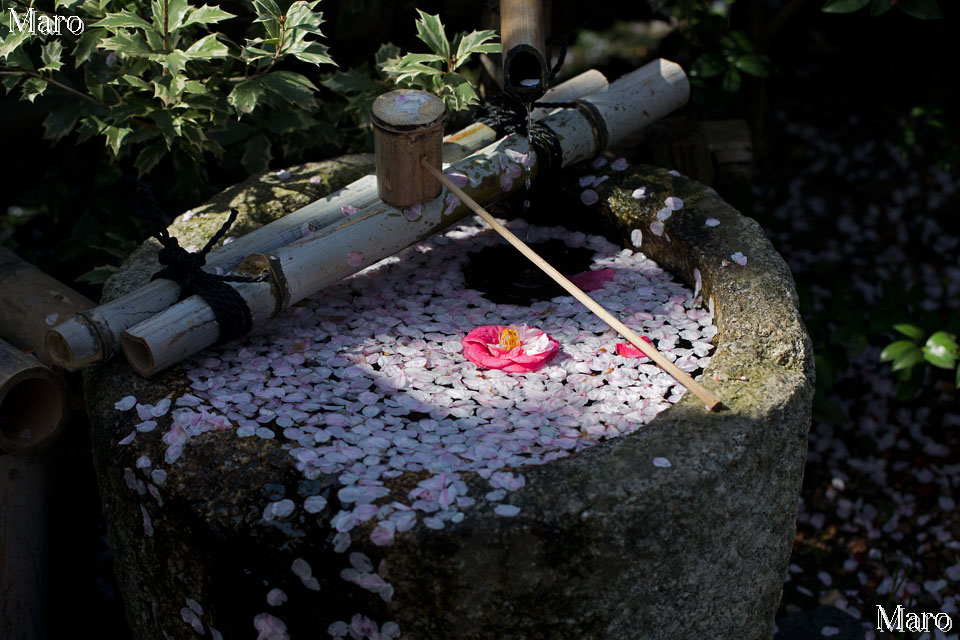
[[85, 156, 813, 639]]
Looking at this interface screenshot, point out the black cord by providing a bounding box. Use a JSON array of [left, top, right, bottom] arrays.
[[132, 181, 267, 346]]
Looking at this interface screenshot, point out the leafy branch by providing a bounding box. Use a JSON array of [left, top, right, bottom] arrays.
[[380, 10, 499, 113], [0, 0, 336, 176], [880, 323, 960, 389]]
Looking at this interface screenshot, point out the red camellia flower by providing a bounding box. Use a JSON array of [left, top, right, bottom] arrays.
[[462, 325, 560, 373]]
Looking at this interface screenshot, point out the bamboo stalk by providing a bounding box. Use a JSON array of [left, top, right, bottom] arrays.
[[119, 60, 690, 377], [0, 247, 94, 366], [422, 160, 721, 411], [45, 69, 609, 372], [501, 0, 548, 101], [0, 338, 69, 454]]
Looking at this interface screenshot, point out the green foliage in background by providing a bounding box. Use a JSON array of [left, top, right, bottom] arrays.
[[0, 0, 335, 176], [821, 0, 941, 20], [881, 324, 960, 390], [646, 0, 774, 94], [321, 10, 498, 149]]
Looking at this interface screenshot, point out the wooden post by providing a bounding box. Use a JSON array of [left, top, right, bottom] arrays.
[[0, 338, 68, 454], [501, 0, 548, 101], [371, 90, 446, 208], [43, 69, 607, 373], [0, 453, 50, 640], [118, 60, 690, 377]]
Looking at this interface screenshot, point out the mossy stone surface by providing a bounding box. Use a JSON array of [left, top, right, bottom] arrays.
[[85, 158, 812, 639]]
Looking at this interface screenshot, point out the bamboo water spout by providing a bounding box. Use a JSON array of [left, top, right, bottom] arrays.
[[500, 0, 549, 102], [44, 70, 609, 373], [120, 59, 690, 376], [0, 339, 69, 454]]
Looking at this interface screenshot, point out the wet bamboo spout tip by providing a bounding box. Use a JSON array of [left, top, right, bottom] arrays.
[[500, 0, 548, 102]]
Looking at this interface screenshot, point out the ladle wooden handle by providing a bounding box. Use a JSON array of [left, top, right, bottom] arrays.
[[422, 158, 722, 411]]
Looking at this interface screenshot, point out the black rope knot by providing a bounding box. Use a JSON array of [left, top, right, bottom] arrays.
[[132, 181, 265, 346], [476, 95, 566, 174]]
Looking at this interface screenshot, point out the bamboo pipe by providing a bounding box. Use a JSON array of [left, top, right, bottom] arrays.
[[501, 0, 549, 102], [44, 69, 609, 372], [421, 161, 721, 410], [0, 247, 94, 366], [119, 60, 690, 376], [0, 338, 69, 454]]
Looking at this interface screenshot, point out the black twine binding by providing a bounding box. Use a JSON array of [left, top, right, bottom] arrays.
[[132, 181, 266, 346], [476, 95, 565, 174]]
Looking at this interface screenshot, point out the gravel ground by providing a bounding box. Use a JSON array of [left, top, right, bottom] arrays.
[[759, 108, 960, 639]]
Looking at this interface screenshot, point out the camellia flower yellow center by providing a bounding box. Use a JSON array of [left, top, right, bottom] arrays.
[[496, 327, 522, 351]]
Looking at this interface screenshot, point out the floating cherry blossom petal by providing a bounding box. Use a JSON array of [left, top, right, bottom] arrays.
[[291, 557, 320, 590], [442, 193, 460, 215], [462, 325, 560, 373], [580, 189, 599, 205], [611, 157, 628, 171], [304, 495, 327, 513], [141, 505, 154, 536], [656, 208, 672, 222], [631, 187, 647, 199], [693, 268, 702, 298], [631, 229, 643, 247], [590, 156, 608, 168], [705, 218, 720, 227], [664, 196, 684, 211], [253, 612, 289, 640], [45, 313, 58, 325], [404, 203, 423, 221], [347, 251, 364, 267], [275, 170, 291, 181], [341, 205, 358, 216], [579, 175, 596, 187], [568, 269, 614, 291], [650, 221, 665, 236], [266, 588, 287, 606], [115, 396, 137, 411], [653, 457, 672, 468], [494, 504, 520, 516], [731, 252, 747, 266], [370, 521, 396, 546], [309, 175, 322, 185], [445, 171, 469, 188]]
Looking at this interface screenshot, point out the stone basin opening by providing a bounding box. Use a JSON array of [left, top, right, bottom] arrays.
[[85, 156, 812, 640]]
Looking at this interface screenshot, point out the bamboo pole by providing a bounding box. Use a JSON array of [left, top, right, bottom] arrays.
[[0, 247, 94, 366], [422, 161, 721, 410], [0, 338, 69, 454], [44, 69, 609, 372], [501, 0, 548, 101], [119, 60, 690, 376]]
